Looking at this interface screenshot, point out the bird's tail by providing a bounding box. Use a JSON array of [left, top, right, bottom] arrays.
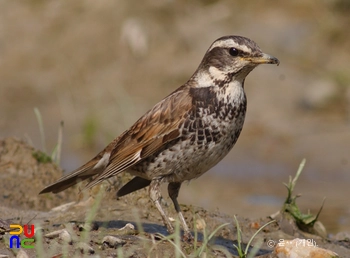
[[39, 158, 101, 194]]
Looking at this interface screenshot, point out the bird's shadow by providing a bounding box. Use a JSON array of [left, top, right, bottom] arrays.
[[94, 219, 271, 256]]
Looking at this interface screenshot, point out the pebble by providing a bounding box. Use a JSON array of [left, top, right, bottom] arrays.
[[45, 229, 69, 239], [16, 249, 29, 258], [76, 242, 95, 254], [118, 223, 137, 235], [195, 218, 206, 231], [333, 231, 350, 241], [51, 202, 75, 212], [59, 229, 73, 245], [44, 228, 73, 245], [274, 238, 339, 258], [102, 235, 125, 248], [119, 223, 134, 231], [45, 229, 67, 239]]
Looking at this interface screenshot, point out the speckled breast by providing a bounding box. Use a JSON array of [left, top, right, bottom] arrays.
[[130, 85, 247, 183]]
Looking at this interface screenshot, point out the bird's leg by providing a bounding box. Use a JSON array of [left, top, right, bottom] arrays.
[[168, 182, 193, 241], [149, 179, 174, 234]]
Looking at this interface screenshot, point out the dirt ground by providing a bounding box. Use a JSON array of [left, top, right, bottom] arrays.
[[0, 138, 349, 257], [0, 1, 349, 235]]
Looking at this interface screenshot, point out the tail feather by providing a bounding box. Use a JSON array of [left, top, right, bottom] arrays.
[[39, 158, 101, 194], [39, 174, 93, 194]]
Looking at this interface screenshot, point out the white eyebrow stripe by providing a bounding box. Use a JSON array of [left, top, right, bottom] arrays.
[[208, 38, 235, 51], [208, 39, 252, 54]]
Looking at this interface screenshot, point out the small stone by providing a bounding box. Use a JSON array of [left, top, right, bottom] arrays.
[[102, 235, 125, 248], [76, 242, 95, 254], [51, 202, 75, 212], [333, 231, 350, 241], [119, 223, 134, 231], [195, 218, 206, 231], [16, 249, 29, 258], [45, 229, 67, 239], [118, 223, 137, 235], [59, 229, 73, 245], [274, 238, 339, 258]]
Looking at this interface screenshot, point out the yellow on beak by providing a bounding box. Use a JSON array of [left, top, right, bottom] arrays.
[[244, 53, 280, 66]]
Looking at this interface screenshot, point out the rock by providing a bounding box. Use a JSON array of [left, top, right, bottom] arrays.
[[195, 218, 207, 231], [118, 223, 137, 235], [119, 223, 134, 231], [44, 228, 72, 244], [51, 202, 76, 212], [76, 242, 95, 254], [333, 231, 350, 241], [16, 249, 29, 258], [45, 229, 68, 239], [102, 235, 125, 248], [274, 238, 339, 258], [58, 229, 73, 245]]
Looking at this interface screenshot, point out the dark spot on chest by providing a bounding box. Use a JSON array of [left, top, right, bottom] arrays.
[[189, 87, 217, 107]]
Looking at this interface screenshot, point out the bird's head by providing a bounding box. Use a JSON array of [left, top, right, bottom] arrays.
[[195, 35, 279, 85]]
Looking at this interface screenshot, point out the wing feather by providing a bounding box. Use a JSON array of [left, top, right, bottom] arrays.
[[40, 86, 192, 194], [79, 87, 191, 191]]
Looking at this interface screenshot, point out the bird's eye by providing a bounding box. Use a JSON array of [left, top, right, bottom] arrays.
[[229, 48, 239, 56]]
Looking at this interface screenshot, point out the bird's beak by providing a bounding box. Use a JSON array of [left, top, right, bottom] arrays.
[[244, 53, 280, 66]]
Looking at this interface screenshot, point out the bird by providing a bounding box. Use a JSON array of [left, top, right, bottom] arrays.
[[40, 35, 279, 241]]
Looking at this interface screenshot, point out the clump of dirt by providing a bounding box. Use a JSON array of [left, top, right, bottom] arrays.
[[0, 137, 349, 257], [0, 137, 77, 211]]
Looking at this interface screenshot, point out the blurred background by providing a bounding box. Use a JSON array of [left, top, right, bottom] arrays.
[[0, 0, 349, 234]]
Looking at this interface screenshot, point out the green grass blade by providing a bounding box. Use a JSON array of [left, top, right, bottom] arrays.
[[244, 220, 275, 254], [34, 108, 46, 153]]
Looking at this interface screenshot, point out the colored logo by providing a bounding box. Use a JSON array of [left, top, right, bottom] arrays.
[[9, 224, 35, 249]]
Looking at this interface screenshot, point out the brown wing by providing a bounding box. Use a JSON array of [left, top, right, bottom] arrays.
[[40, 85, 191, 194], [84, 86, 191, 189]]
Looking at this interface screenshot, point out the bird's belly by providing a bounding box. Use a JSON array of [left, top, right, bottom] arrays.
[[129, 114, 245, 182]]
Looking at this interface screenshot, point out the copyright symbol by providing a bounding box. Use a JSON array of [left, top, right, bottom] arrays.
[[267, 240, 275, 248]]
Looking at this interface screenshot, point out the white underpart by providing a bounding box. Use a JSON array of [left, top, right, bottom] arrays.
[[208, 38, 252, 54], [93, 152, 111, 169], [218, 78, 246, 103]]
